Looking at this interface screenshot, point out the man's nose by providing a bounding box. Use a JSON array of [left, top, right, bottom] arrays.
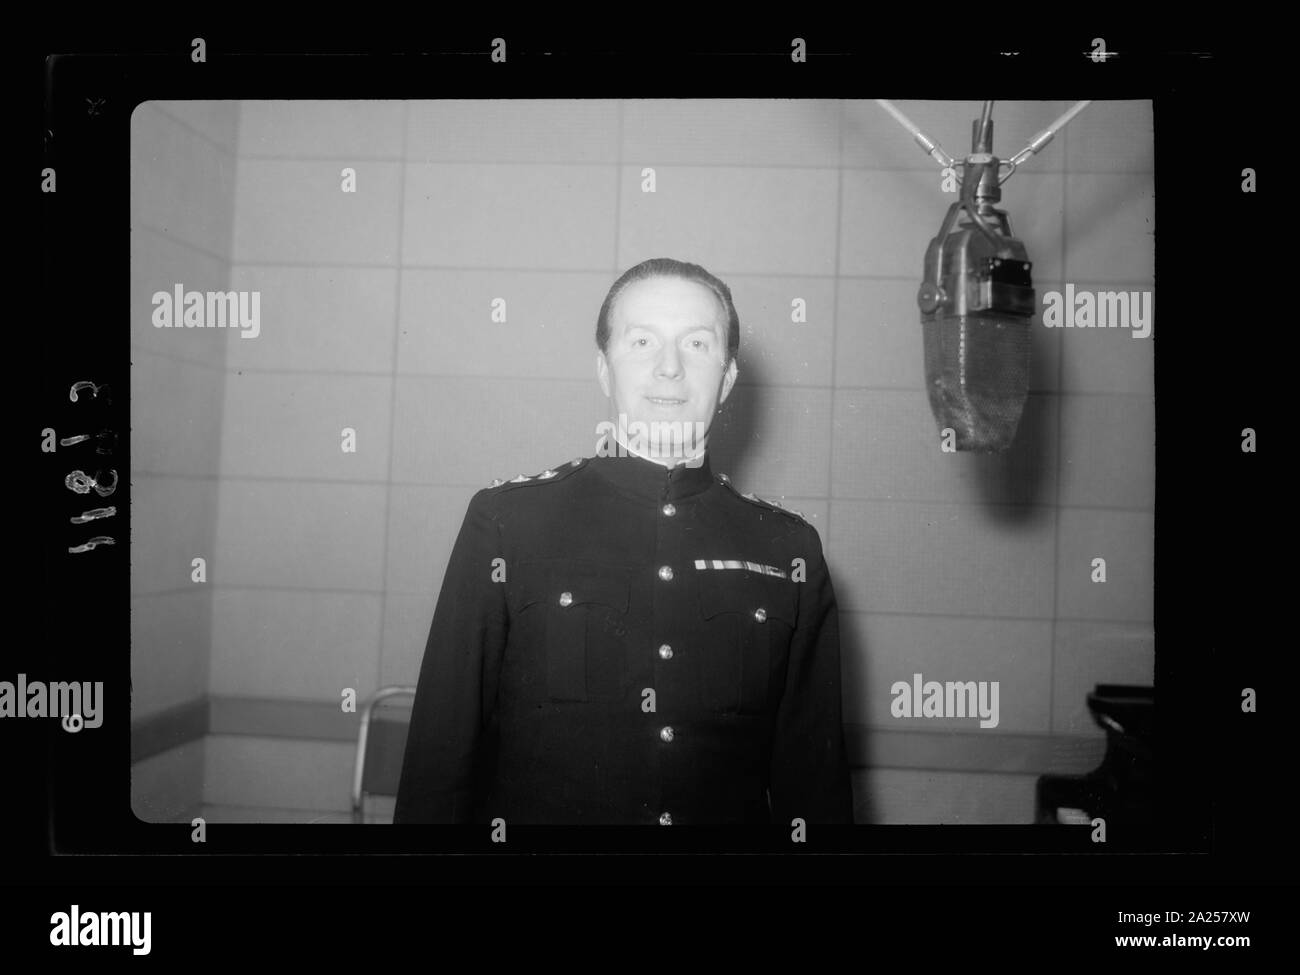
[[655, 345, 683, 379]]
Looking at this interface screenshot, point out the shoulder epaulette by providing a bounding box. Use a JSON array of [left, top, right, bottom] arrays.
[[714, 472, 809, 524], [486, 456, 589, 491]]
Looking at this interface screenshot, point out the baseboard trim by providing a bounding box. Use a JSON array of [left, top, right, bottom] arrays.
[[130, 696, 209, 764], [131, 697, 1107, 776]]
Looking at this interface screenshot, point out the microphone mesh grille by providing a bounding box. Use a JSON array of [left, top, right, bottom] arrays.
[[922, 314, 1031, 452]]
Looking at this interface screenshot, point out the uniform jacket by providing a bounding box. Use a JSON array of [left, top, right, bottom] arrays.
[[393, 448, 853, 825]]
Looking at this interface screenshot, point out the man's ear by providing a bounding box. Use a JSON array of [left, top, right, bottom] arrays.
[[596, 351, 610, 398], [718, 357, 739, 405]]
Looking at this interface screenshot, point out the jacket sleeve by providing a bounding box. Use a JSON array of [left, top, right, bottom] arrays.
[[393, 489, 507, 824], [768, 524, 855, 824]]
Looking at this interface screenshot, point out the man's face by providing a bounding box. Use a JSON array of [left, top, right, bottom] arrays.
[[597, 275, 739, 458]]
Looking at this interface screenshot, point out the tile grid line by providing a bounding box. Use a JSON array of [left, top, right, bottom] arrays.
[[377, 102, 412, 697]]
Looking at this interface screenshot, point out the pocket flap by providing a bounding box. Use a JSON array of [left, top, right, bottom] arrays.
[[695, 568, 797, 626], [510, 560, 631, 614]]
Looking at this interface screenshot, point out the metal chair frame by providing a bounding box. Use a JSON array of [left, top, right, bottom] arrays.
[[350, 685, 416, 824]]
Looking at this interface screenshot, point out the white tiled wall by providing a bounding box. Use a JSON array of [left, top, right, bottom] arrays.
[[130, 101, 239, 726]]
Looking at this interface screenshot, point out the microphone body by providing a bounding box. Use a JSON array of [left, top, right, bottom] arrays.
[[917, 119, 1036, 452]]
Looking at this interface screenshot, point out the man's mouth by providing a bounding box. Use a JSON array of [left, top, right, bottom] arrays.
[[646, 396, 686, 406]]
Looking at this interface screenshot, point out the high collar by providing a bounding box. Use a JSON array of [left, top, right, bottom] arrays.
[[587, 450, 716, 503]]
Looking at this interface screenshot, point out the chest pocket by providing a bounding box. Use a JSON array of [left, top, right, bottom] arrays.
[[695, 570, 798, 714], [509, 561, 632, 703]]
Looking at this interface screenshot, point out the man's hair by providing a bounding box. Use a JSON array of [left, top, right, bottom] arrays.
[[595, 258, 740, 365]]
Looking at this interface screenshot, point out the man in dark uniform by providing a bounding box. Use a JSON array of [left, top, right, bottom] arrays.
[[394, 258, 853, 825]]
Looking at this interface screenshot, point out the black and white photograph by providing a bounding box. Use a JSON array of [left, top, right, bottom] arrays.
[[126, 97, 1156, 828], [14, 26, 1291, 958]]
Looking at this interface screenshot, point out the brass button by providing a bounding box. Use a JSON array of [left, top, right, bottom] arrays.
[[658, 565, 674, 582], [658, 643, 673, 660], [659, 726, 674, 743], [753, 607, 767, 623], [659, 812, 673, 826], [662, 503, 676, 517], [559, 592, 573, 607]]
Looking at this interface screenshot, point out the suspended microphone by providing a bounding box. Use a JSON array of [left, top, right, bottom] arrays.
[[918, 112, 1035, 452]]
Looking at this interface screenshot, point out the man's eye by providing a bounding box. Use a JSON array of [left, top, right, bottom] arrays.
[[633, 337, 649, 347]]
